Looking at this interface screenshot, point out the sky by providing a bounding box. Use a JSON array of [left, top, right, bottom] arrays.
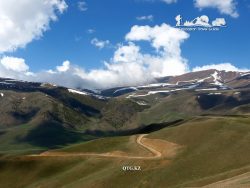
[[0, 0, 249, 89]]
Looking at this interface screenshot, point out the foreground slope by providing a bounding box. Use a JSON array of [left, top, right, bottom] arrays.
[[0, 116, 250, 187]]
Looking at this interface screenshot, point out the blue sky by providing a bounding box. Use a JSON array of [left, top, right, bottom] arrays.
[[0, 0, 249, 89]]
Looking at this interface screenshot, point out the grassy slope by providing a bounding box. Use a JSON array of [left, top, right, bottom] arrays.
[[0, 91, 98, 153], [58, 135, 150, 156], [136, 89, 250, 126], [136, 91, 197, 125], [1, 116, 250, 187], [147, 116, 250, 187], [1, 88, 249, 154], [0, 124, 44, 154], [0, 121, 95, 155]]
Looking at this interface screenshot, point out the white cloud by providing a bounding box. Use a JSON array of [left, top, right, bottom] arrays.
[[0, 56, 34, 80], [0, 0, 67, 53], [113, 42, 143, 63], [56, 60, 70, 72], [0, 56, 29, 72], [212, 18, 226, 26], [124, 24, 190, 77], [193, 63, 249, 72], [194, 0, 238, 18], [91, 38, 110, 49], [136, 15, 154, 21], [65, 23, 189, 87], [78, 1, 88, 12], [126, 23, 189, 57]]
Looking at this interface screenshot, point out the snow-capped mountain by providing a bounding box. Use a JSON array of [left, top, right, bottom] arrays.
[[101, 69, 250, 97], [0, 69, 249, 99]]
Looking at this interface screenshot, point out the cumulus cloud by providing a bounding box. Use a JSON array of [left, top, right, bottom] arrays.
[[56, 60, 70, 72], [0, 56, 34, 80], [78, 1, 88, 12], [0, 0, 67, 53], [136, 15, 154, 21], [91, 38, 110, 49], [126, 23, 189, 57], [0, 56, 29, 72], [194, 0, 238, 18], [193, 63, 249, 72], [113, 42, 143, 63]]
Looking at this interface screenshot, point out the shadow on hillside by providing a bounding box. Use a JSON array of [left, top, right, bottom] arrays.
[[14, 119, 185, 150], [17, 121, 87, 149], [11, 108, 39, 125], [84, 119, 184, 137], [40, 88, 101, 117], [0, 131, 5, 136], [196, 94, 250, 110]]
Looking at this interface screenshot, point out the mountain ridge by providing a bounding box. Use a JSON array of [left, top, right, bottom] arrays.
[[0, 69, 249, 151]]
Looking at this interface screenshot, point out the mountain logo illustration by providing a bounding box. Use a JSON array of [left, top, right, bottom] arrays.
[[175, 15, 226, 28]]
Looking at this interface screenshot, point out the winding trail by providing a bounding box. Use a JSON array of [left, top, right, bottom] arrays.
[[29, 134, 162, 160]]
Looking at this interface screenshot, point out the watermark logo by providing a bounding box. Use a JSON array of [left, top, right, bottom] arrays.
[[175, 15, 226, 31], [122, 166, 141, 171]]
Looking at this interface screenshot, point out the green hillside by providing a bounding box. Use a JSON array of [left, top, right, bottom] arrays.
[[0, 116, 250, 187]]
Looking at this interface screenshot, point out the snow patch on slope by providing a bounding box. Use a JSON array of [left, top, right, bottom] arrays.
[[196, 88, 218, 91], [135, 101, 148, 106], [68, 89, 88, 95], [127, 88, 183, 98], [68, 88, 107, 100], [113, 87, 138, 94], [211, 71, 223, 86], [138, 83, 175, 88], [208, 93, 222, 95]]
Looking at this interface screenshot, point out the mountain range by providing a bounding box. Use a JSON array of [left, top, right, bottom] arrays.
[[0, 69, 250, 188], [0, 69, 249, 151]]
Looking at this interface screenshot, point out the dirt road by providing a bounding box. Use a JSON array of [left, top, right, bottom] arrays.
[[29, 134, 163, 160]]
